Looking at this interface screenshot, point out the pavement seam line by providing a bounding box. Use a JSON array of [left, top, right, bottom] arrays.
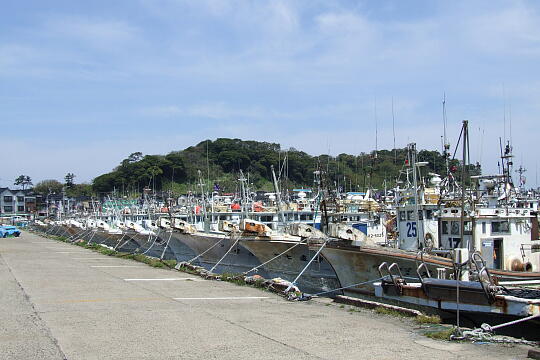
[[210, 313, 327, 359], [0, 251, 69, 360]]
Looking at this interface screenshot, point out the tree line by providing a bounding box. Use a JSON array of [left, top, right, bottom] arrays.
[[15, 138, 479, 198], [91, 138, 477, 196]]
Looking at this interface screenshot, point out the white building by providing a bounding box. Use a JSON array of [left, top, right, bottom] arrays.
[[0, 187, 36, 216]]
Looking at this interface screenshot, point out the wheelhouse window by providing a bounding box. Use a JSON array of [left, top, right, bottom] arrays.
[[442, 221, 449, 234], [464, 221, 472, 235], [17, 196, 24, 202], [406, 210, 414, 221], [451, 221, 460, 235], [399, 211, 406, 221], [425, 210, 433, 220], [17, 206, 24, 212], [482, 222, 486, 234], [3, 196, 13, 202], [492, 221, 510, 234], [418, 210, 424, 220], [4, 206, 13, 212]]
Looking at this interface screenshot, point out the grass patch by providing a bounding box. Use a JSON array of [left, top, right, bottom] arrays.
[[221, 272, 246, 286], [415, 314, 441, 324], [97, 248, 117, 256], [176, 264, 199, 275], [423, 327, 454, 340], [115, 252, 134, 259], [162, 259, 177, 268], [50, 235, 69, 242], [374, 306, 406, 318], [252, 278, 267, 289]]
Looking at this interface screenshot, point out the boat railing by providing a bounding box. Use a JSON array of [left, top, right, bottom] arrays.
[[470, 251, 496, 302], [378, 262, 407, 294]]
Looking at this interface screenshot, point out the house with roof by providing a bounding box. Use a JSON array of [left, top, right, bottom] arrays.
[[0, 187, 37, 217]]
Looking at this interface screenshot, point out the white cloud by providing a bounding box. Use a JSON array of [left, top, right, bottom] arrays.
[[462, 4, 540, 56], [2, 1, 540, 187]]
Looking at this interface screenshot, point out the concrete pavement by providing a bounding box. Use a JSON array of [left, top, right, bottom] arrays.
[[0, 231, 532, 359]]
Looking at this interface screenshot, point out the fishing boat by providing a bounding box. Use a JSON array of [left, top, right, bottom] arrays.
[[373, 249, 540, 340]]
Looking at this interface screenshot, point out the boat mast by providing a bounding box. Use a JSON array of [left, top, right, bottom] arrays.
[[271, 165, 285, 225], [460, 120, 469, 251], [410, 143, 420, 249], [238, 170, 248, 220]]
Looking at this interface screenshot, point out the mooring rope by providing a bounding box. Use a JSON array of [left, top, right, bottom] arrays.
[[86, 229, 98, 244], [186, 235, 226, 264], [159, 230, 174, 260], [142, 228, 162, 255], [209, 233, 242, 273], [304, 277, 385, 298], [285, 239, 328, 292], [113, 232, 129, 251], [243, 238, 308, 275]]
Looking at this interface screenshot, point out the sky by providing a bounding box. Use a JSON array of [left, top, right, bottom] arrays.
[[1, 0, 539, 188]]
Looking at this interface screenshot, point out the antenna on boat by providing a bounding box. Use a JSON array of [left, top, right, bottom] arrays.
[[515, 165, 527, 192], [374, 98, 378, 159], [509, 98, 513, 148], [442, 93, 450, 176], [502, 83, 507, 145], [392, 97, 396, 164]]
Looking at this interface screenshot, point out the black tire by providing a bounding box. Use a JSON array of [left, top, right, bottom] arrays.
[[14, 232, 20, 237]]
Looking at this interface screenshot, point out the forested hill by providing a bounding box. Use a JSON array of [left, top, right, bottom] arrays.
[[92, 138, 476, 195]]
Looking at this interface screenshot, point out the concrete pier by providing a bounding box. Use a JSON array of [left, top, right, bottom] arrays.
[[0, 232, 532, 359]]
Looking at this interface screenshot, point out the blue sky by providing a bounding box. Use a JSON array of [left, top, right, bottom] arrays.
[[2, 0, 539, 188]]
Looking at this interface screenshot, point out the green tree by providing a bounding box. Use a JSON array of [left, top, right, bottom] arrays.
[[127, 152, 143, 163], [14, 175, 33, 190], [33, 179, 63, 195], [65, 173, 76, 188], [66, 183, 93, 198]]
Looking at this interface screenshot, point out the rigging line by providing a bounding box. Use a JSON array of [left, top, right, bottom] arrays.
[[451, 124, 464, 160]]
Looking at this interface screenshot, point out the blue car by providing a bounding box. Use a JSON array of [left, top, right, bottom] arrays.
[[0, 225, 21, 238]]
